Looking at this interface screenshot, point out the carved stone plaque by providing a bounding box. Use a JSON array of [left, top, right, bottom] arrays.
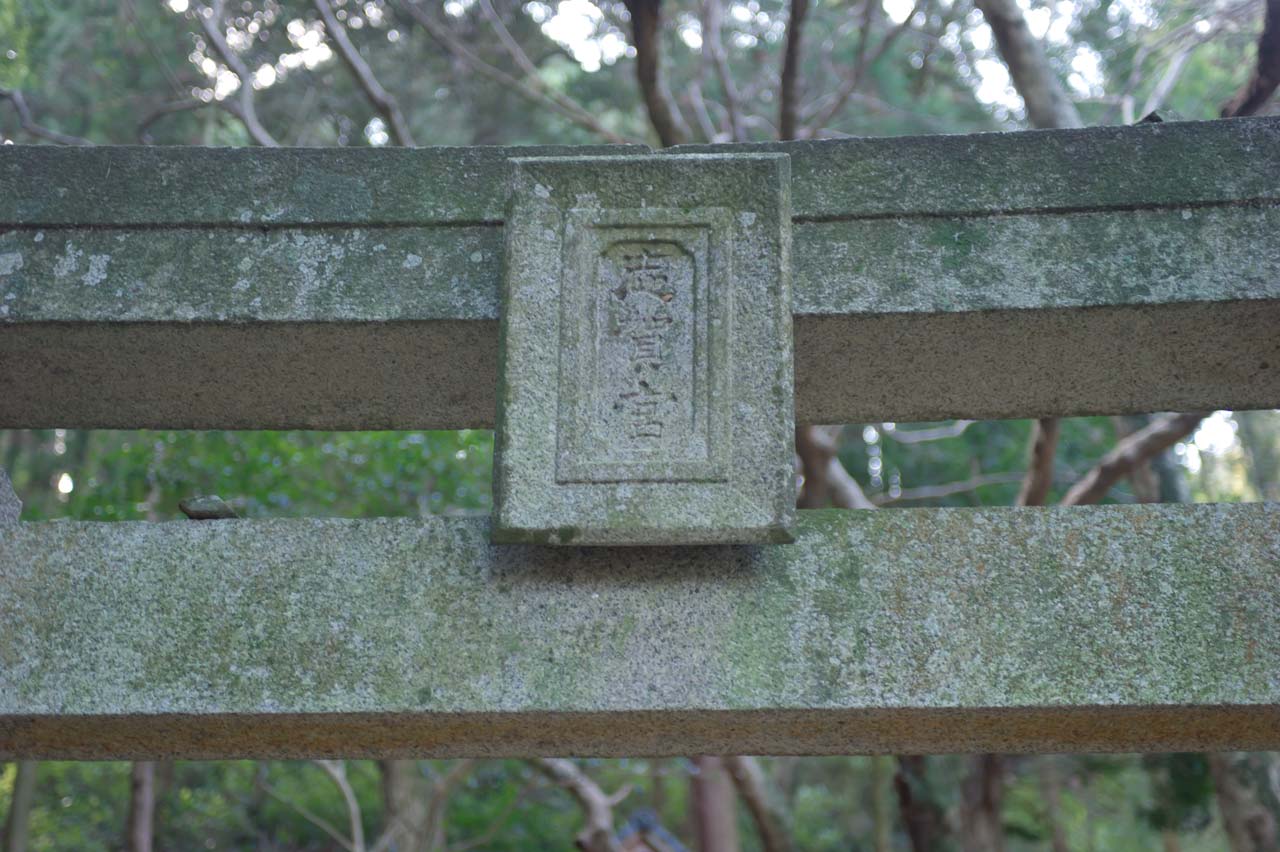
[[493, 154, 794, 545]]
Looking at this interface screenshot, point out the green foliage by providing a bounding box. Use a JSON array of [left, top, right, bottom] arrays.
[[3, 429, 492, 522]]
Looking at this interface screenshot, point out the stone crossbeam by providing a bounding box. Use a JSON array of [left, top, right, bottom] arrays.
[[3, 117, 1278, 430], [2, 503, 1277, 759]]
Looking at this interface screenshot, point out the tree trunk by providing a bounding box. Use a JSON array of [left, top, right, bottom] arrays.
[[960, 754, 1005, 852], [2, 761, 37, 852], [380, 759, 432, 852], [1037, 757, 1070, 852], [724, 756, 792, 852], [895, 756, 954, 852], [1209, 752, 1279, 852], [126, 761, 156, 852], [692, 756, 740, 852], [973, 0, 1082, 129], [623, 0, 688, 146]]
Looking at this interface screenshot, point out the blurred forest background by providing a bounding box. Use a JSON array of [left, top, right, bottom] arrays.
[[2, 0, 1280, 848]]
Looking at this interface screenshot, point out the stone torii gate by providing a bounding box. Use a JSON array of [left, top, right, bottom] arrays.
[[0, 116, 1278, 759]]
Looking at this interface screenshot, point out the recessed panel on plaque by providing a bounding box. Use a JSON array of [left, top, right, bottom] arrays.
[[493, 154, 794, 545]]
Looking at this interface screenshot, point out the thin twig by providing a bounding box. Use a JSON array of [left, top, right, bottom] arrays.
[[137, 96, 270, 144], [315, 760, 367, 852], [0, 88, 93, 145], [475, 0, 626, 141], [397, 0, 640, 144], [874, 471, 1025, 506], [314, 0, 416, 145], [477, 0, 544, 77], [686, 79, 721, 141], [702, 0, 744, 140], [447, 779, 541, 852], [137, 98, 208, 143], [883, 420, 974, 444], [196, 1, 279, 145], [802, 0, 919, 134], [259, 776, 357, 852]]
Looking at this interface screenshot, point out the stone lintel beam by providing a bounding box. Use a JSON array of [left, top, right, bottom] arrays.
[[2, 503, 1277, 758], [2, 117, 1279, 429]]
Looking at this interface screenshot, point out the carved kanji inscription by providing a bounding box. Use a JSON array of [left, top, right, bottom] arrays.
[[556, 211, 730, 484], [494, 154, 794, 545]]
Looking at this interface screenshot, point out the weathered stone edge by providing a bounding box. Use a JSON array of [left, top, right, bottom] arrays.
[[2, 504, 1276, 757], [3, 117, 1276, 225]]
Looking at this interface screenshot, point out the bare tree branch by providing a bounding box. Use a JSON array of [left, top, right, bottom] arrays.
[[624, 0, 690, 146], [196, 1, 280, 146], [474, 0, 634, 144], [0, 88, 93, 145], [137, 98, 208, 143], [795, 425, 876, 510], [398, 0, 641, 144], [802, 1, 919, 134], [1104, 0, 1260, 125], [314, 0, 416, 146], [973, 0, 1082, 129], [1017, 417, 1060, 506], [724, 756, 794, 852], [315, 760, 367, 852], [874, 470, 1025, 506], [477, 0, 546, 78], [702, 0, 745, 140], [778, 0, 810, 140], [884, 420, 975, 444], [687, 79, 721, 141], [448, 779, 541, 852], [532, 759, 623, 852], [1140, 41, 1198, 118], [259, 775, 358, 852], [420, 760, 477, 851], [1060, 412, 1206, 506], [1223, 0, 1280, 116]]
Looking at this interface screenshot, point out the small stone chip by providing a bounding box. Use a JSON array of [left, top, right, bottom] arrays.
[[0, 468, 20, 526], [179, 495, 238, 520]]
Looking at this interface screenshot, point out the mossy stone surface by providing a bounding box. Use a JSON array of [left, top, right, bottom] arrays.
[[1, 118, 1277, 430], [0, 504, 1277, 758]]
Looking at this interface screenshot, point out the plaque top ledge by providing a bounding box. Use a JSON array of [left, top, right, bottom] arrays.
[[493, 153, 796, 546]]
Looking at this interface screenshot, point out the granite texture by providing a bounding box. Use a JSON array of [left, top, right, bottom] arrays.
[[1, 504, 1277, 758], [493, 154, 794, 544], [1, 117, 1277, 428]]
